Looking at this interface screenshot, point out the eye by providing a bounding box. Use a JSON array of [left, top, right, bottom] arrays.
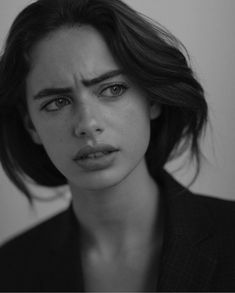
[[100, 83, 128, 98], [42, 96, 71, 112]]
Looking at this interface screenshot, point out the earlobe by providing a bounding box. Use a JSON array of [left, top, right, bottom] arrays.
[[23, 114, 42, 145], [150, 101, 162, 120]]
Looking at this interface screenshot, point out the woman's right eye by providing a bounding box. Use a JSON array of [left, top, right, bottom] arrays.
[[41, 96, 71, 112]]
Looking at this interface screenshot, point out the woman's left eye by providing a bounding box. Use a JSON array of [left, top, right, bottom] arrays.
[[100, 84, 128, 98]]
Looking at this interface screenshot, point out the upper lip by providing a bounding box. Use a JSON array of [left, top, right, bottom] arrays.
[[74, 144, 119, 160]]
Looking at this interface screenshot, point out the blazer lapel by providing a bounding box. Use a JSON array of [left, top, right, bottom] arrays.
[[156, 170, 218, 291], [157, 233, 217, 291], [38, 170, 218, 292], [39, 206, 84, 292]]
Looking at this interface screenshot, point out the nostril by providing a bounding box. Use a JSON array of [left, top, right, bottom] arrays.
[[74, 126, 103, 138], [80, 131, 86, 136], [95, 128, 102, 133]]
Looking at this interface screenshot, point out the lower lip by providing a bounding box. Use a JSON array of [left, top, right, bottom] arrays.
[[74, 151, 119, 172]]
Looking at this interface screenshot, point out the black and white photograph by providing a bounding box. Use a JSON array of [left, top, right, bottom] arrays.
[[0, 0, 235, 291]]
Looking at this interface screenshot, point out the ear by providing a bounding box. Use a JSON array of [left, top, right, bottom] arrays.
[[149, 101, 162, 120], [23, 114, 42, 145]]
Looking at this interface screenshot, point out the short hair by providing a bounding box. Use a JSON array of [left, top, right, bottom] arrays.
[[0, 0, 208, 202]]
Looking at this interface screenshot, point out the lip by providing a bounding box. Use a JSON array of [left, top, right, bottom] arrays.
[[74, 144, 119, 161], [73, 144, 119, 172]]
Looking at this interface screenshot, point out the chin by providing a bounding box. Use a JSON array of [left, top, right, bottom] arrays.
[[71, 166, 129, 192]]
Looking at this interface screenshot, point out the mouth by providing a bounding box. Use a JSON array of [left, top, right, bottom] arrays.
[[73, 144, 119, 171], [78, 150, 116, 161], [74, 144, 119, 161]]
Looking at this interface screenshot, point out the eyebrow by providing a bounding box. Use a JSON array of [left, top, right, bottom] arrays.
[[82, 69, 123, 87], [33, 69, 124, 100]]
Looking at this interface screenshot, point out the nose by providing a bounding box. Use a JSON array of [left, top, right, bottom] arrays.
[[73, 98, 104, 139]]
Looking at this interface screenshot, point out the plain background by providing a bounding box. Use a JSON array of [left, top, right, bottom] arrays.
[[0, 0, 235, 244]]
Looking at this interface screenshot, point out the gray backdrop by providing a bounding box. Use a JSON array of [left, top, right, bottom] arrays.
[[0, 0, 235, 244]]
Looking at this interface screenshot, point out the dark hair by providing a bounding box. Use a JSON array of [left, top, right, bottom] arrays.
[[0, 0, 208, 202]]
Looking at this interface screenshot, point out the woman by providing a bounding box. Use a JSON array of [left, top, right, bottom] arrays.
[[0, 0, 235, 291]]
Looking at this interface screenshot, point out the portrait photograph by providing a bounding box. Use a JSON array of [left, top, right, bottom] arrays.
[[0, 0, 235, 291]]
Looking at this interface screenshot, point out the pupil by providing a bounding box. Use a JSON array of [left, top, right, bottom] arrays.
[[57, 98, 65, 106], [112, 86, 119, 94]]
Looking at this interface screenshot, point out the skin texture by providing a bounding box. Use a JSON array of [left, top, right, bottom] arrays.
[[25, 25, 163, 291], [25, 25, 160, 193]]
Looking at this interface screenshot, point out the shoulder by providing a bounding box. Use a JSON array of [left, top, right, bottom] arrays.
[[175, 187, 235, 290], [0, 207, 70, 252], [187, 192, 235, 232], [160, 170, 235, 253], [192, 193, 235, 247], [192, 194, 235, 290], [175, 188, 235, 243], [161, 170, 235, 290], [160, 169, 235, 230], [0, 207, 72, 290], [186, 190, 235, 216]]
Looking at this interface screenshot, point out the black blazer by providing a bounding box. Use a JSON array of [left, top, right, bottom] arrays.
[[1, 170, 235, 292]]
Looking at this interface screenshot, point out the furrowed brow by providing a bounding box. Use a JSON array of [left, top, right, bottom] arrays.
[[33, 69, 124, 100], [33, 87, 72, 100], [82, 69, 124, 87]]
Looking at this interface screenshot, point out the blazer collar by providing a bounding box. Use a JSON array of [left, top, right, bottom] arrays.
[[155, 170, 218, 291], [43, 169, 218, 292], [156, 169, 214, 242], [40, 205, 84, 291]]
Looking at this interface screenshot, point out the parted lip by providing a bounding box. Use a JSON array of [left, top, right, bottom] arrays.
[[73, 144, 119, 161]]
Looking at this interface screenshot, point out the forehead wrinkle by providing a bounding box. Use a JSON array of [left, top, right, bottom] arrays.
[[28, 26, 122, 97], [71, 69, 100, 88], [72, 72, 85, 92]]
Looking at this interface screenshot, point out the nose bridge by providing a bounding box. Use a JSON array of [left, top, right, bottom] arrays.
[[78, 93, 98, 124], [74, 92, 103, 137]]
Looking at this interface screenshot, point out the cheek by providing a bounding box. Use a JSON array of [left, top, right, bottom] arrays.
[[128, 112, 150, 148], [32, 116, 70, 156], [119, 98, 151, 153], [36, 124, 72, 174]]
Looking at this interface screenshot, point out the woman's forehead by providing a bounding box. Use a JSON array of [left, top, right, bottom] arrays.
[[26, 26, 120, 93]]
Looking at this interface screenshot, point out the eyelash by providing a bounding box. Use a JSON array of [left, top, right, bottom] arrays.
[[41, 83, 129, 112], [100, 83, 129, 98], [41, 96, 71, 112]]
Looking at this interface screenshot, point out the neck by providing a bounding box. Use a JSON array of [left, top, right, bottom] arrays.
[[70, 159, 161, 256]]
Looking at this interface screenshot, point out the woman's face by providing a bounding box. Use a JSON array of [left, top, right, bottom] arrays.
[[25, 25, 160, 191]]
